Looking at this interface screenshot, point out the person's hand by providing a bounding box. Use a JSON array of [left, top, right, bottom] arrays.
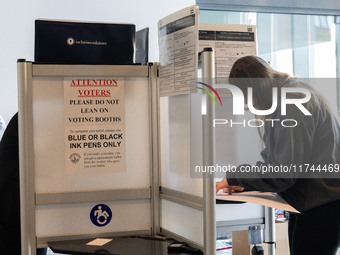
[[223, 186, 245, 193], [216, 177, 245, 195], [216, 177, 230, 194]]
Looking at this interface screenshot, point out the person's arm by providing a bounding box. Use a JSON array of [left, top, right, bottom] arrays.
[[225, 104, 315, 193]]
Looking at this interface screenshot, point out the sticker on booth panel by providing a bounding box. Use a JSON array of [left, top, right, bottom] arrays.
[[90, 204, 112, 227]]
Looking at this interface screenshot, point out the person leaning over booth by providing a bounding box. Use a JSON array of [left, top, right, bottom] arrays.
[[215, 56, 340, 255], [0, 113, 47, 255]]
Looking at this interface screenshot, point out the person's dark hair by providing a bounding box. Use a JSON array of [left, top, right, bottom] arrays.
[[229, 56, 291, 112], [230, 55, 289, 80]]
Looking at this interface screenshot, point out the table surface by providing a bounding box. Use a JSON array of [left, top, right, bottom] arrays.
[[48, 236, 202, 255]]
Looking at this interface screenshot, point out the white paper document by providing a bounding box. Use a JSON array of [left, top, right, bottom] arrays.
[[63, 77, 126, 175], [158, 5, 199, 97], [86, 238, 112, 246], [216, 191, 299, 213]]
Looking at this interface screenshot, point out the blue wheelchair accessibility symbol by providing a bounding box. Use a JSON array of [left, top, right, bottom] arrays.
[[90, 204, 112, 227]]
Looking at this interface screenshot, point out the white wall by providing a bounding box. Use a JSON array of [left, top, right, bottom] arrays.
[[0, 0, 195, 127]]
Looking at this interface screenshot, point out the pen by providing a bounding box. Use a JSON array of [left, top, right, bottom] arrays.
[[228, 186, 232, 195]]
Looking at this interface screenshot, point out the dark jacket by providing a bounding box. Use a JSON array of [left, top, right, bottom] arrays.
[[0, 113, 21, 254], [227, 82, 340, 212]]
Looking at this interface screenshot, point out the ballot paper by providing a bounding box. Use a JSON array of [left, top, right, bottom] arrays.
[[216, 191, 299, 213], [158, 5, 199, 97]]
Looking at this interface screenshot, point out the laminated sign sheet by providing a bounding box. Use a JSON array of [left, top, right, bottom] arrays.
[[64, 77, 126, 175], [199, 23, 257, 80], [158, 5, 199, 97]]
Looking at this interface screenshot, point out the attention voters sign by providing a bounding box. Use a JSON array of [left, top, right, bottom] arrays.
[[64, 77, 126, 175]]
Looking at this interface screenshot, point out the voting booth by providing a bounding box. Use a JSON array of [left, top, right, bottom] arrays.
[[158, 52, 276, 255], [17, 62, 276, 255], [157, 5, 276, 255], [17, 62, 161, 254], [17, 5, 281, 255]]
